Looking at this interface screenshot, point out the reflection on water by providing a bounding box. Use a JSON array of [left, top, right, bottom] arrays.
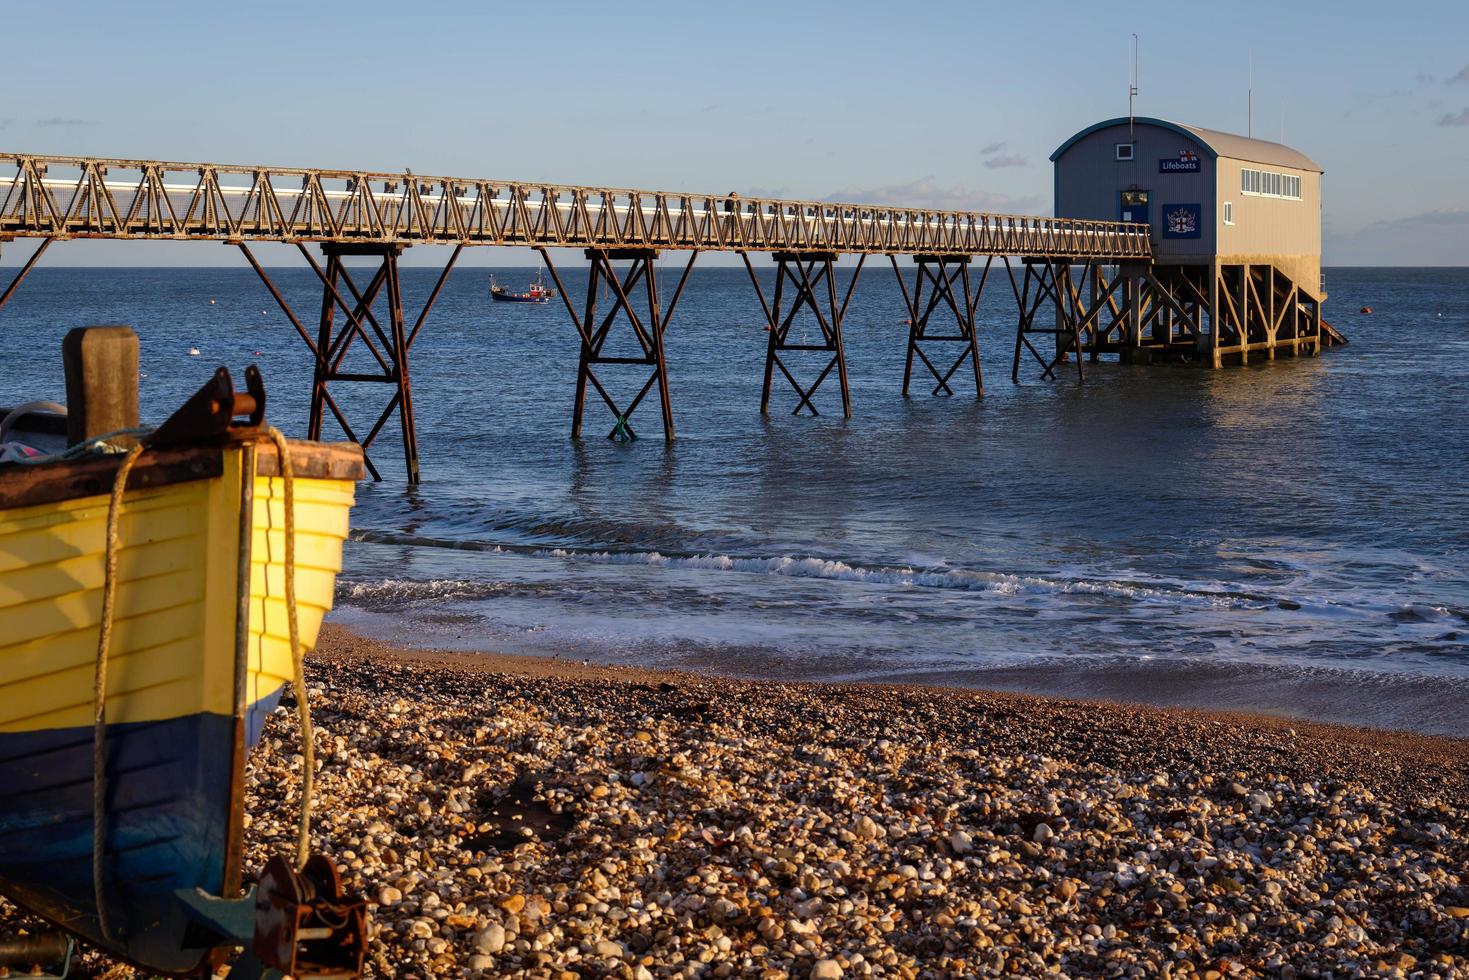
[[1, 264, 1466, 734]]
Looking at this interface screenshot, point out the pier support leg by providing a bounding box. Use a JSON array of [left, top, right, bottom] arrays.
[[890, 254, 988, 398], [538, 247, 696, 441], [0, 237, 53, 315], [1007, 257, 1086, 383], [240, 241, 460, 483], [1209, 261, 1222, 369], [743, 251, 864, 416]]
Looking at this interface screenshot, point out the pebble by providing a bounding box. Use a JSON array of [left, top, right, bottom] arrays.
[[473, 924, 505, 955], [14, 644, 1465, 979]]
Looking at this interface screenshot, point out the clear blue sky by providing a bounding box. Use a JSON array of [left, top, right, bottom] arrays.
[[2, 0, 1465, 266]]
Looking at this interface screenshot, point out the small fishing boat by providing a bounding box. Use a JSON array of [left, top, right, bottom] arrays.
[[0, 336, 366, 978], [490, 271, 555, 303]]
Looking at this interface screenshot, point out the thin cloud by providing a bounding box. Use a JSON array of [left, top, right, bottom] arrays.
[[1436, 107, 1469, 126], [1372, 208, 1469, 228], [0, 118, 12, 130], [1326, 208, 1469, 265], [983, 153, 1028, 169], [980, 141, 1007, 154], [36, 117, 97, 127], [702, 103, 722, 113], [1450, 64, 1469, 84], [824, 177, 1041, 214]]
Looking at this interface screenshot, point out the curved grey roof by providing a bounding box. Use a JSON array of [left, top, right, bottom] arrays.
[[1050, 117, 1322, 173]]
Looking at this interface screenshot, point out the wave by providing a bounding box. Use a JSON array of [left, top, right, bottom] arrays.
[[345, 531, 1469, 624], [346, 531, 1276, 609]]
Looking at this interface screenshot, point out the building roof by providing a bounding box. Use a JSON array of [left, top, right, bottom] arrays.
[[1050, 117, 1323, 173]]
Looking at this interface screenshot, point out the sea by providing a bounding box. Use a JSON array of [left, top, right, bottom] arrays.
[[3, 263, 1466, 736]]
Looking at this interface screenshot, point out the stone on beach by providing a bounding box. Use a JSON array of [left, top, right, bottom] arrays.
[[7, 627, 1466, 979]]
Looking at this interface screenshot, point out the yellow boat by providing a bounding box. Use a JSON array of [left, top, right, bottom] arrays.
[[0, 365, 365, 976]]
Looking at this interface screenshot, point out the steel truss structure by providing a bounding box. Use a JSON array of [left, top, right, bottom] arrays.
[[539, 247, 697, 442], [0, 153, 1150, 259], [743, 252, 864, 417], [1009, 259, 1337, 378], [1009, 257, 1096, 383], [892, 255, 990, 398], [237, 241, 460, 483]]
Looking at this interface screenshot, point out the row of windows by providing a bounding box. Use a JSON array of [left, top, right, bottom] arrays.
[[1241, 168, 1301, 199]]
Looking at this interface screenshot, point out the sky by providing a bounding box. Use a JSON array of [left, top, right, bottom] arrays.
[[1, 0, 1466, 267]]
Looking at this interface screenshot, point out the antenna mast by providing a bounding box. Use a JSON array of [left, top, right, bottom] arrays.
[[1248, 51, 1254, 138], [1128, 34, 1139, 135]]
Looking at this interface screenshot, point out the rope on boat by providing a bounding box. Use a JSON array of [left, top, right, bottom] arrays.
[[267, 426, 314, 870], [7, 427, 152, 465], [92, 429, 316, 949], [93, 441, 145, 943]]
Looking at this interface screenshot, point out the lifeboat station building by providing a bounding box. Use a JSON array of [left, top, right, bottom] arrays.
[[1045, 117, 1338, 367]]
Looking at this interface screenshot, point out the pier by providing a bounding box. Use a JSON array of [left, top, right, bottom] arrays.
[[0, 147, 1330, 483]]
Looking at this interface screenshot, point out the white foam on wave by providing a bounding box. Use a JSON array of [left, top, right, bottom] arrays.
[[533, 548, 1259, 607], [341, 578, 510, 603]]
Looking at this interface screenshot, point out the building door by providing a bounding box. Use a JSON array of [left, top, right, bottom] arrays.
[[1120, 189, 1150, 226]]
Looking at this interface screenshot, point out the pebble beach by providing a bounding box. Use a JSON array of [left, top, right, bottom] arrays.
[[5, 625, 1468, 978]]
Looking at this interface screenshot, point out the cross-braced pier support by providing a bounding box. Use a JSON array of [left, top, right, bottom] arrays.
[[1208, 262, 1324, 367], [890, 254, 990, 398], [1007, 257, 1100, 383], [538, 247, 697, 441], [1010, 259, 1333, 371], [239, 241, 461, 483], [743, 251, 865, 416]]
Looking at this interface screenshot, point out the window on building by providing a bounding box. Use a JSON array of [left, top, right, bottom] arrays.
[[1223, 201, 1233, 225], [1115, 143, 1135, 161], [1240, 167, 1302, 200]]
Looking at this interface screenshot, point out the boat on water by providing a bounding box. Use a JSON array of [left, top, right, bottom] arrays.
[[0, 331, 366, 978], [490, 271, 555, 303]]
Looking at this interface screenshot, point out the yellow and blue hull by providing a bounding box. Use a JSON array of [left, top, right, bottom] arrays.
[[0, 440, 358, 974]]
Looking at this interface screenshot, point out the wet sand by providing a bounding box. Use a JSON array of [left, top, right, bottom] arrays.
[[3, 625, 1466, 978]]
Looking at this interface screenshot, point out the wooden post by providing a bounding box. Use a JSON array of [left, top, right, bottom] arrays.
[[1208, 261, 1222, 370], [1238, 262, 1250, 367], [1126, 274, 1141, 348], [61, 326, 140, 447]]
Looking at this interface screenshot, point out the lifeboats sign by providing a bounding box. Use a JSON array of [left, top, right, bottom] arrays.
[[1159, 150, 1201, 174]]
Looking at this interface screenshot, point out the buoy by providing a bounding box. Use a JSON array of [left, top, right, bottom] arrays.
[[209, 298, 216, 305], [189, 347, 200, 356], [1360, 306, 1373, 314], [253, 350, 263, 356], [261, 309, 268, 315]]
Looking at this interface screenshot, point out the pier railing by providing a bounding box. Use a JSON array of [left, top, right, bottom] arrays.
[[0, 153, 1150, 259]]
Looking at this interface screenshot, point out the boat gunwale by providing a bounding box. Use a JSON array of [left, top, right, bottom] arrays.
[[0, 437, 364, 512]]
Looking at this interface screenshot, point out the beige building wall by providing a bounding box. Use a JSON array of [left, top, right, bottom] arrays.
[[1214, 158, 1322, 296]]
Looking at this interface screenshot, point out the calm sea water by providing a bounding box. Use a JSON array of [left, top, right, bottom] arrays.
[[3, 262, 1467, 734]]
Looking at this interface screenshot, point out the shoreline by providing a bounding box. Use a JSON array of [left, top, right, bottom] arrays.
[[317, 624, 1469, 769]]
